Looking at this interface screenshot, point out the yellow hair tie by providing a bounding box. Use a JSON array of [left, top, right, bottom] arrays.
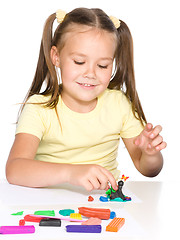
[[56, 9, 66, 23], [109, 16, 121, 29]]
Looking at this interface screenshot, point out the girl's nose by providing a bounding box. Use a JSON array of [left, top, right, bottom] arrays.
[[83, 64, 96, 79]]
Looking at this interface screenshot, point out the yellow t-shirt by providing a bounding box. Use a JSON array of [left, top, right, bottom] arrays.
[[16, 89, 144, 180]]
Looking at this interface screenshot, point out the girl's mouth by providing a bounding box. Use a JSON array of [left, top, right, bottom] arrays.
[[77, 82, 97, 88]]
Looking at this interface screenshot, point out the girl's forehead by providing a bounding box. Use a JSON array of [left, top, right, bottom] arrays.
[[60, 25, 117, 54], [65, 24, 116, 41]]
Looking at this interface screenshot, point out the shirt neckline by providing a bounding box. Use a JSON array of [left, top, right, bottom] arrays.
[[58, 91, 105, 119]]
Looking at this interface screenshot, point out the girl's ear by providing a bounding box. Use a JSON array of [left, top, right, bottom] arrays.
[[50, 46, 60, 67]]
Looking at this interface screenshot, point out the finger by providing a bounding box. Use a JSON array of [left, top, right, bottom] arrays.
[[100, 167, 118, 190], [105, 184, 110, 191], [155, 141, 167, 151], [83, 180, 94, 191], [99, 182, 108, 190], [141, 123, 153, 137], [145, 123, 153, 131], [98, 175, 109, 190], [134, 136, 140, 146], [96, 170, 110, 190], [134, 123, 153, 146], [89, 177, 101, 190], [149, 125, 162, 139], [150, 135, 163, 148]]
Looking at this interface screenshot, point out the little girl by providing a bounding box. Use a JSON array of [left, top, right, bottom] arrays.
[[6, 8, 166, 191]]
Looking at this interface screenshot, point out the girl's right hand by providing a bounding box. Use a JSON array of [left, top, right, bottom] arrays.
[[67, 164, 118, 191]]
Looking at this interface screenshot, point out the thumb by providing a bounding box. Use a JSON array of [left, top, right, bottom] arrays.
[[134, 136, 140, 146]]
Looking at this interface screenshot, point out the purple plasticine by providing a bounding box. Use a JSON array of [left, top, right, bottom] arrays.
[[66, 225, 102, 233]]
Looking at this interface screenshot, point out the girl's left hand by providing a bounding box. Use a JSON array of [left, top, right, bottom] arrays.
[[134, 123, 167, 155]]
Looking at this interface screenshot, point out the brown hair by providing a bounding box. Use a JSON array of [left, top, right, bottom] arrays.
[[21, 7, 146, 125]]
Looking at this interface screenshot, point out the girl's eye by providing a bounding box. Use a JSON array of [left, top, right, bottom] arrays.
[[98, 64, 108, 69], [74, 60, 85, 65]]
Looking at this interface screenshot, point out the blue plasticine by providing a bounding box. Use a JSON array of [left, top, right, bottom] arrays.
[[110, 211, 116, 219], [99, 196, 109, 202]]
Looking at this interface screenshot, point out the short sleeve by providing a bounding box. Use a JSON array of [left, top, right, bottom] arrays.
[[15, 95, 46, 140], [119, 94, 144, 138]]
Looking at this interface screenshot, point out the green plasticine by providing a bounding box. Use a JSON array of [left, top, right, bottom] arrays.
[[106, 187, 116, 195], [34, 210, 55, 216], [59, 209, 75, 216], [11, 211, 24, 216]]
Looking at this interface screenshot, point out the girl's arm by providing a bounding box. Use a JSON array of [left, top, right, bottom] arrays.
[[6, 133, 118, 191], [122, 123, 167, 177]]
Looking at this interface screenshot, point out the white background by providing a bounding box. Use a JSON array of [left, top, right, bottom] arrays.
[[0, 0, 179, 182]]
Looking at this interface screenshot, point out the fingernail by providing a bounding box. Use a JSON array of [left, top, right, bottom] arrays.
[[150, 134, 154, 138]]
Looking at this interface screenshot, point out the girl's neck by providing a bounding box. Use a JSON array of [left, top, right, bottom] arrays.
[[61, 93, 98, 113]]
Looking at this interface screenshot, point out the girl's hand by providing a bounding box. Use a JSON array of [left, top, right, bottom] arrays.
[[67, 164, 118, 192], [134, 123, 167, 156]]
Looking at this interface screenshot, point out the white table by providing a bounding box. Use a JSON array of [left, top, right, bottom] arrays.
[[0, 179, 178, 239]]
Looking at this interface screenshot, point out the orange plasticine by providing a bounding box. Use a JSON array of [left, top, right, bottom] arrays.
[[78, 207, 110, 220], [106, 217, 125, 232]]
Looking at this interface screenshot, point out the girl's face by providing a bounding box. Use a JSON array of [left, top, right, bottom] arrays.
[[58, 26, 116, 112]]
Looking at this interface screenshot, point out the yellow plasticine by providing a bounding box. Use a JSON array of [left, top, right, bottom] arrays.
[[70, 213, 82, 220]]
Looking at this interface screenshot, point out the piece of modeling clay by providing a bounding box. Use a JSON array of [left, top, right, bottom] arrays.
[[11, 211, 24, 216], [59, 209, 75, 216], [110, 196, 131, 202], [106, 217, 125, 232], [110, 198, 124, 202], [39, 218, 61, 227], [78, 207, 110, 220], [29, 214, 85, 222], [24, 214, 44, 223], [99, 196, 109, 202], [125, 196, 131, 201], [70, 213, 82, 220], [81, 217, 102, 225], [19, 219, 25, 226], [66, 225, 102, 233], [0, 225, 35, 234], [110, 211, 116, 219], [121, 175, 129, 181], [88, 196, 94, 201], [34, 210, 55, 216]]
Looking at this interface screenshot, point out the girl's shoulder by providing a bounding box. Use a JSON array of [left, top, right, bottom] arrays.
[[104, 89, 130, 105], [105, 88, 125, 96], [27, 94, 51, 104]]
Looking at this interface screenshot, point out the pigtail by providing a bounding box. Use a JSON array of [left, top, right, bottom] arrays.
[[24, 13, 60, 108], [109, 20, 147, 126]]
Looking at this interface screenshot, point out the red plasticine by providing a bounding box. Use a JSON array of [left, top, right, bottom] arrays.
[[24, 215, 44, 223], [19, 219, 25, 226], [78, 207, 110, 220], [88, 196, 94, 202]]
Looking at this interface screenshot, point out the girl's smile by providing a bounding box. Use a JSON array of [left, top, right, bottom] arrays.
[[76, 82, 98, 89], [55, 26, 116, 113]]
